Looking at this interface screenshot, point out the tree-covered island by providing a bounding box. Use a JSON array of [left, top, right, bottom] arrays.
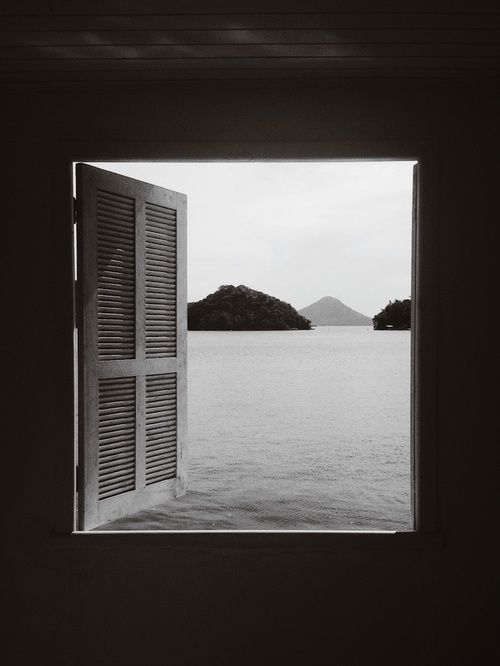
[[188, 285, 312, 331], [373, 299, 411, 330]]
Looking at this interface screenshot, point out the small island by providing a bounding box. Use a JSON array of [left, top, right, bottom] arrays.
[[373, 299, 411, 330], [188, 285, 312, 331]]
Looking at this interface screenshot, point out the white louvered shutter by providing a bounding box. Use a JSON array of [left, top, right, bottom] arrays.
[[76, 164, 187, 530]]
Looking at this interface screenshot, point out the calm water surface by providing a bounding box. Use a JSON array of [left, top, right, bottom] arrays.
[[104, 326, 412, 530]]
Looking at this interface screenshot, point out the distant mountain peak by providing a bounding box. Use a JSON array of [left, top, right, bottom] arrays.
[[299, 296, 371, 326], [319, 296, 340, 303]]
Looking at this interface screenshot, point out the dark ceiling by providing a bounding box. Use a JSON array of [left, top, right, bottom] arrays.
[[1, 2, 498, 82]]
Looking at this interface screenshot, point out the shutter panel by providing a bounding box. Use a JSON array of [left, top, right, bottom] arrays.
[[77, 164, 187, 530]]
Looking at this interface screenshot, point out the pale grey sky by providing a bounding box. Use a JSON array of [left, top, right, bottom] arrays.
[[88, 161, 415, 317]]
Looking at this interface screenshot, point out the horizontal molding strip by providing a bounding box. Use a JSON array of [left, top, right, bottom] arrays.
[[1, 14, 499, 32], [1, 30, 499, 47], [1, 44, 498, 58]]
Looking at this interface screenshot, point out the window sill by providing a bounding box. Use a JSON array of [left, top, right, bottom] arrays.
[[51, 529, 444, 551]]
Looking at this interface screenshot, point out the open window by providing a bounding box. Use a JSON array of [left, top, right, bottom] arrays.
[[73, 159, 423, 533], [75, 164, 187, 530]]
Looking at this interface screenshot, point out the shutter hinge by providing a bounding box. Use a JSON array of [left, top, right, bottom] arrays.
[[75, 465, 80, 492]]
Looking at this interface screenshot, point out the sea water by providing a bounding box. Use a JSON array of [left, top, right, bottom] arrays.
[[103, 326, 412, 531]]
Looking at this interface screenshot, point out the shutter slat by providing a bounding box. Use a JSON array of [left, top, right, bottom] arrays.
[[145, 228, 176, 240], [97, 189, 135, 206], [99, 470, 136, 485], [97, 206, 135, 221], [97, 240, 135, 253], [99, 419, 135, 429], [145, 231, 176, 242], [98, 434, 136, 447], [145, 421, 176, 430], [145, 271, 176, 279], [98, 285, 135, 293], [98, 258, 135, 268], [99, 461, 135, 476], [147, 460, 177, 471], [145, 434, 177, 444], [146, 468, 177, 484], [145, 211, 176, 221], [96, 215, 136, 232], [97, 197, 134, 213], [147, 460, 177, 473], [145, 440, 177, 451], [146, 451, 177, 462], [98, 412, 136, 421], [99, 443, 136, 455], [145, 202, 176, 214], [145, 214, 176, 223], [147, 409, 176, 419], [97, 393, 135, 400], [145, 408, 176, 417], [97, 272, 135, 284]]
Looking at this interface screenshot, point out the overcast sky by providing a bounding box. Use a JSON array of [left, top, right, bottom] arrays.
[[88, 161, 415, 317]]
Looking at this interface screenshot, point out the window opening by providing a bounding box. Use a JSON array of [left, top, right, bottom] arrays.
[[74, 160, 416, 532]]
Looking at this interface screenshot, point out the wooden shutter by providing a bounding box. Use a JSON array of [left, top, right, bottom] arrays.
[[76, 164, 187, 530]]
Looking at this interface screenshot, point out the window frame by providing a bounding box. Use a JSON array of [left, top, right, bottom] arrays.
[[52, 139, 440, 548]]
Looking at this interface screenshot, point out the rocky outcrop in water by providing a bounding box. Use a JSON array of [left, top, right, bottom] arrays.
[[372, 299, 411, 330]]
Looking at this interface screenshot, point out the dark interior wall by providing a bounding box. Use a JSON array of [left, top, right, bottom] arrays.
[[4, 77, 497, 666]]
